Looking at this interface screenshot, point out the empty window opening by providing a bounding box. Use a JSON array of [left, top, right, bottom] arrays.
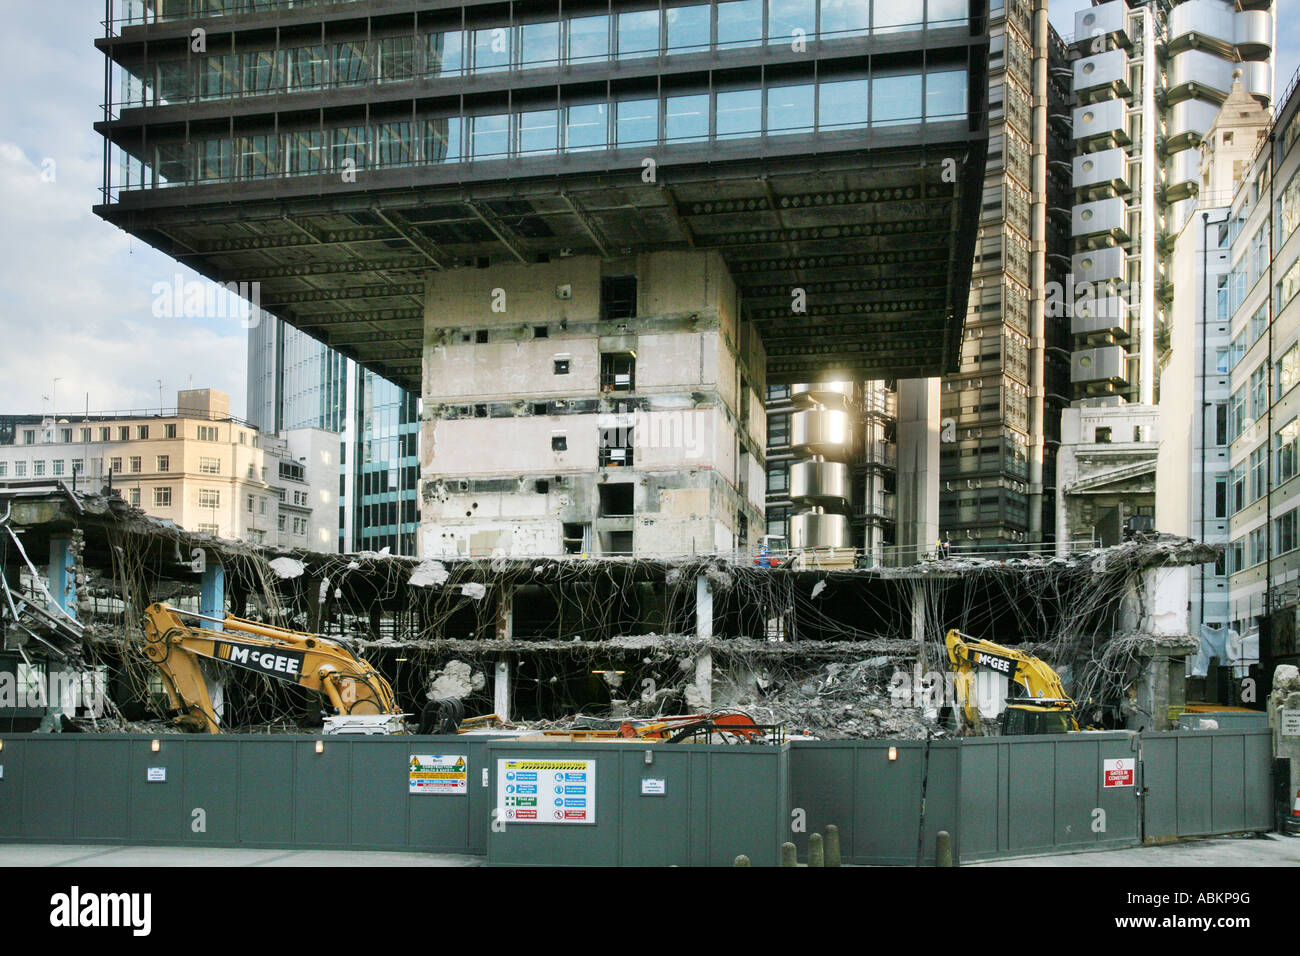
[[600, 351, 636, 391], [598, 482, 634, 516], [601, 275, 637, 320]]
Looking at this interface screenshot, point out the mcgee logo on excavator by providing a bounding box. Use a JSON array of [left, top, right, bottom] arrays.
[[214, 640, 305, 679], [971, 650, 1016, 678]]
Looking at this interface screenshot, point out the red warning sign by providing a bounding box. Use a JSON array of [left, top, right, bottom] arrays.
[[1103, 757, 1135, 788]]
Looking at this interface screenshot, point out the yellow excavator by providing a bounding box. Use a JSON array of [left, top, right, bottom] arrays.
[[944, 629, 1080, 735], [141, 603, 407, 734]]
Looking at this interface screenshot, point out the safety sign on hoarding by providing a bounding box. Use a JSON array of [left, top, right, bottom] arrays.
[[497, 758, 596, 824], [1102, 757, 1135, 788], [409, 754, 468, 794]]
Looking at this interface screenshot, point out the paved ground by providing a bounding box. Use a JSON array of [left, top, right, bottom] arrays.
[[2, 833, 1294, 866], [969, 832, 1299, 867], [0, 844, 483, 867]]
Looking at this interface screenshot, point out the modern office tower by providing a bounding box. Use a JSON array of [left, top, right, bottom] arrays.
[[1058, 0, 1274, 548], [939, 0, 1072, 548], [248, 315, 420, 554], [97, 0, 988, 558]]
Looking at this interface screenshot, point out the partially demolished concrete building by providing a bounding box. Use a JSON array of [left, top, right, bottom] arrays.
[[1, 482, 1219, 737]]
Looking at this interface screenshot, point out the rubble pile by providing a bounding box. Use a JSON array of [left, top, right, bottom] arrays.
[[727, 660, 941, 740]]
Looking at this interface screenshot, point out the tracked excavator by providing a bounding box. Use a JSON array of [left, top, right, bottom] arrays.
[[944, 629, 1080, 735], [141, 603, 408, 734]]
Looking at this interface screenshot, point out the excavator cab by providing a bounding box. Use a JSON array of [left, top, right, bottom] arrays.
[[1000, 703, 1075, 736]]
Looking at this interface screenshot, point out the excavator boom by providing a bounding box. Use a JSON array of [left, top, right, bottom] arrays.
[[142, 603, 404, 734]]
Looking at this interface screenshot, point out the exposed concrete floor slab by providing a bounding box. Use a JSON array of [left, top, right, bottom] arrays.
[[0, 844, 483, 867], [968, 833, 1299, 867]]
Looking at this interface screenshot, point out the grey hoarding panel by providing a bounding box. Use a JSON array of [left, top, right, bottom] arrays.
[[0, 739, 22, 837], [74, 738, 131, 842], [130, 737, 184, 844], [1175, 735, 1215, 836], [351, 738, 409, 850], [1139, 733, 1178, 840], [404, 735, 484, 854], [1243, 732, 1273, 828], [787, 742, 856, 860], [957, 741, 1002, 861], [619, 748, 691, 866], [1007, 739, 1056, 854], [238, 740, 295, 845], [293, 739, 351, 847], [23, 738, 76, 841], [707, 749, 786, 867], [852, 743, 925, 865], [1210, 733, 1246, 834], [181, 739, 240, 845], [919, 743, 961, 865]]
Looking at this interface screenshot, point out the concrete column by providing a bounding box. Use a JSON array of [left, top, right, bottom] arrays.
[[686, 650, 713, 711], [495, 584, 513, 641], [494, 658, 512, 723], [895, 378, 940, 561], [199, 560, 226, 723], [200, 561, 225, 632], [47, 536, 76, 617], [911, 585, 929, 672], [695, 574, 713, 640]]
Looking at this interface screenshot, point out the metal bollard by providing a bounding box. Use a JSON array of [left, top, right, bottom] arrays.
[[825, 824, 842, 867], [734, 854, 751, 867], [780, 842, 798, 867], [936, 830, 954, 867], [808, 831, 825, 867]]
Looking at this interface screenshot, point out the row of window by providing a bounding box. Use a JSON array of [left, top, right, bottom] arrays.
[[1227, 417, 1300, 514], [117, 0, 969, 100], [1226, 338, 1300, 446], [18, 423, 181, 445], [1226, 508, 1300, 574], [0, 455, 229, 478], [120, 69, 968, 192]]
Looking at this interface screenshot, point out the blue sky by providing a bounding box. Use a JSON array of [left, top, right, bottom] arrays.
[[0, 1, 1295, 419]]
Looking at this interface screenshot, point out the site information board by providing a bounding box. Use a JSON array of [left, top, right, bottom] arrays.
[[498, 758, 596, 824], [409, 754, 468, 794]]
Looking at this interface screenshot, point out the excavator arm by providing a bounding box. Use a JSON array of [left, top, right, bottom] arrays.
[[142, 603, 403, 733]]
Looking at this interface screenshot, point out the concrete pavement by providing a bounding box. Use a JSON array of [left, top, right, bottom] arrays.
[[0, 843, 483, 867], [968, 832, 1299, 866]]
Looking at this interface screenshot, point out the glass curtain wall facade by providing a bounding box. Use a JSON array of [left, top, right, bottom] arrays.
[[938, 0, 1070, 547], [352, 370, 421, 556], [247, 314, 419, 555]]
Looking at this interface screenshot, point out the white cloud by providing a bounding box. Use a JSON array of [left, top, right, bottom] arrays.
[[0, 2, 247, 419]]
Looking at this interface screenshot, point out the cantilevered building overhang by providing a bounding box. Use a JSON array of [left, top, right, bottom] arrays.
[[95, 0, 988, 388]]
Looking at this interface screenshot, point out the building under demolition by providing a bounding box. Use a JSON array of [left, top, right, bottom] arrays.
[[1, 482, 1221, 738]]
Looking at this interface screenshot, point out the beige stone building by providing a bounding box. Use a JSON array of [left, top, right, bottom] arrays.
[[0, 389, 336, 549]]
